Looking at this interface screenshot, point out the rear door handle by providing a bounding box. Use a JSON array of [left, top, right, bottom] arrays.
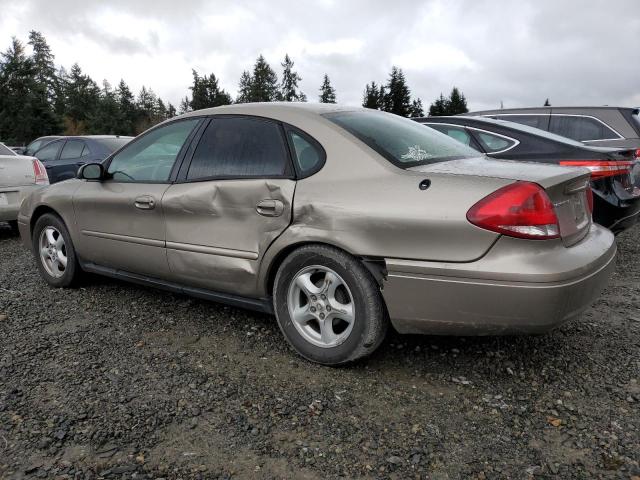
[[134, 195, 156, 210], [256, 199, 284, 217]]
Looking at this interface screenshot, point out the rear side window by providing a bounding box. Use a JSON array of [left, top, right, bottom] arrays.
[[60, 140, 88, 160], [187, 117, 290, 180], [427, 124, 474, 147], [496, 115, 547, 130], [287, 129, 324, 176], [0, 143, 15, 156], [35, 140, 63, 162], [548, 115, 619, 141], [474, 131, 517, 153], [325, 110, 477, 168]]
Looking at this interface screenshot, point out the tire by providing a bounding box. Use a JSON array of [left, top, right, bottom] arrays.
[[273, 244, 388, 365], [32, 213, 81, 287]]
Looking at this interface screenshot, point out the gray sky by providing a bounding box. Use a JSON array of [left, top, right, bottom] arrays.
[[1, 0, 639, 110]]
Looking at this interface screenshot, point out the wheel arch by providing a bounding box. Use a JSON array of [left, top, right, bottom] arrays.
[[30, 205, 63, 237], [262, 240, 387, 297]]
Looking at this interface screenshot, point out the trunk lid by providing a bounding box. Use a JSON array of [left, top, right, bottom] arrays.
[[0, 155, 37, 187], [410, 157, 593, 246]]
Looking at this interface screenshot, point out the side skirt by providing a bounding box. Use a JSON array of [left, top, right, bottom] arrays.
[[80, 261, 274, 314]]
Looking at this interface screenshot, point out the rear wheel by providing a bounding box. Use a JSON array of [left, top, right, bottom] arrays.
[[32, 213, 81, 287], [273, 245, 387, 365]]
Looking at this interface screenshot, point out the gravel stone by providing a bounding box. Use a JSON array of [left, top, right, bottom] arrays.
[[0, 223, 639, 478]]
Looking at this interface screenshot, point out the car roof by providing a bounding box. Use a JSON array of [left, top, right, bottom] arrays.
[[468, 106, 634, 115], [181, 102, 356, 118]]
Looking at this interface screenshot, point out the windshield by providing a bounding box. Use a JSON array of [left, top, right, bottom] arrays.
[[95, 137, 133, 152], [0, 143, 16, 156], [324, 110, 479, 167]]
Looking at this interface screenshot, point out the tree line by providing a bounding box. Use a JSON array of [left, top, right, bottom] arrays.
[[0, 31, 468, 145]]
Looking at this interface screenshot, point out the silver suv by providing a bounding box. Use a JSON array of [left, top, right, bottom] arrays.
[[466, 106, 640, 149]]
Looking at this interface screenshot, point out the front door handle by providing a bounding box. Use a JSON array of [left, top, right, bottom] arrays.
[[256, 199, 284, 217], [134, 195, 156, 210]]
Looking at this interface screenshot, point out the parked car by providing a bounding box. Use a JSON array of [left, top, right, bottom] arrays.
[[32, 135, 133, 183], [17, 104, 615, 365], [17, 135, 63, 156], [466, 106, 640, 150], [0, 143, 49, 230], [417, 116, 640, 233]]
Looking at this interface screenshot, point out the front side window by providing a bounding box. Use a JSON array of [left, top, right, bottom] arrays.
[[187, 117, 290, 180], [474, 131, 517, 153], [548, 115, 619, 141], [60, 140, 88, 160], [108, 119, 199, 182], [325, 111, 478, 168], [35, 140, 63, 162]]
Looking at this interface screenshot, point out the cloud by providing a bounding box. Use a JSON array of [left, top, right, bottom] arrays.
[[0, 0, 637, 110]]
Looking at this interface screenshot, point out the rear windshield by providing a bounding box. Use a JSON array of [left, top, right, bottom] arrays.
[[632, 109, 640, 134], [324, 110, 478, 167], [0, 143, 16, 156], [94, 137, 133, 152]]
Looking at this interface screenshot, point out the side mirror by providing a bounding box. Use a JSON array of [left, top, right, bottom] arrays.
[[78, 163, 105, 181]]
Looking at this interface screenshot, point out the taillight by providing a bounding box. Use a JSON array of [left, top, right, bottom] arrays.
[[559, 160, 634, 179], [586, 183, 594, 214], [32, 159, 49, 185], [467, 181, 560, 240], [634, 149, 640, 159]]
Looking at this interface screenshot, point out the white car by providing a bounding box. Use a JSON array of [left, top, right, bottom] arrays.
[[0, 142, 49, 230]]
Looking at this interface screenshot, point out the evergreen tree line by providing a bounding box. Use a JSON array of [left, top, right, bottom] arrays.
[[0, 31, 469, 145]]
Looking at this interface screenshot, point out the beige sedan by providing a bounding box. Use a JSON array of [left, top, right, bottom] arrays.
[[17, 104, 615, 365], [0, 142, 49, 230]]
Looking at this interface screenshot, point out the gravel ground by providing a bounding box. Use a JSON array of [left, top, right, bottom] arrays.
[[0, 223, 639, 480]]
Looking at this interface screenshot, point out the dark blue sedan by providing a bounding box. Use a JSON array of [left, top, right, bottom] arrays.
[[32, 136, 132, 184]]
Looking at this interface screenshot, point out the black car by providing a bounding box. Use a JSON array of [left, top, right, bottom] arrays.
[[19, 135, 63, 156], [416, 116, 640, 232], [32, 136, 132, 184]]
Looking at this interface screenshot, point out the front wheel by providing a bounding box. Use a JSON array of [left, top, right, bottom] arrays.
[[32, 213, 82, 287], [273, 245, 388, 365]]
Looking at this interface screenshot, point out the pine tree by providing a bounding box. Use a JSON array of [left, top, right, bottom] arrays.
[[27, 30, 61, 135], [167, 103, 177, 118], [248, 55, 279, 102], [279, 54, 306, 102], [382, 67, 412, 117], [544, 98, 551, 106], [63, 63, 100, 134], [115, 79, 136, 135], [409, 98, 424, 118], [318, 74, 336, 103], [428, 93, 449, 116], [92, 80, 121, 134], [135, 86, 158, 133], [0, 37, 39, 144], [363, 82, 382, 109], [178, 96, 191, 114], [189, 69, 232, 110], [447, 87, 468, 115]]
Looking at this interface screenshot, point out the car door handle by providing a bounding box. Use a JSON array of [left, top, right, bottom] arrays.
[[256, 199, 284, 217], [134, 195, 156, 210]]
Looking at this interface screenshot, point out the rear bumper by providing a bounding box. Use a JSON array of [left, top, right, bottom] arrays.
[[593, 192, 640, 233], [382, 225, 616, 335], [0, 185, 40, 222]]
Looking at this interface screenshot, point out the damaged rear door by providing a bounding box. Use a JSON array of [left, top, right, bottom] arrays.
[[162, 116, 295, 297]]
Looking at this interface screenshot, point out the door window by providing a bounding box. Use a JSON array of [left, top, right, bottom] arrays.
[[496, 115, 547, 130], [107, 119, 199, 182], [474, 131, 518, 153], [548, 115, 619, 141], [35, 140, 63, 162], [60, 140, 88, 160], [187, 117, 291, 180], [428, 124, 474, 147]]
